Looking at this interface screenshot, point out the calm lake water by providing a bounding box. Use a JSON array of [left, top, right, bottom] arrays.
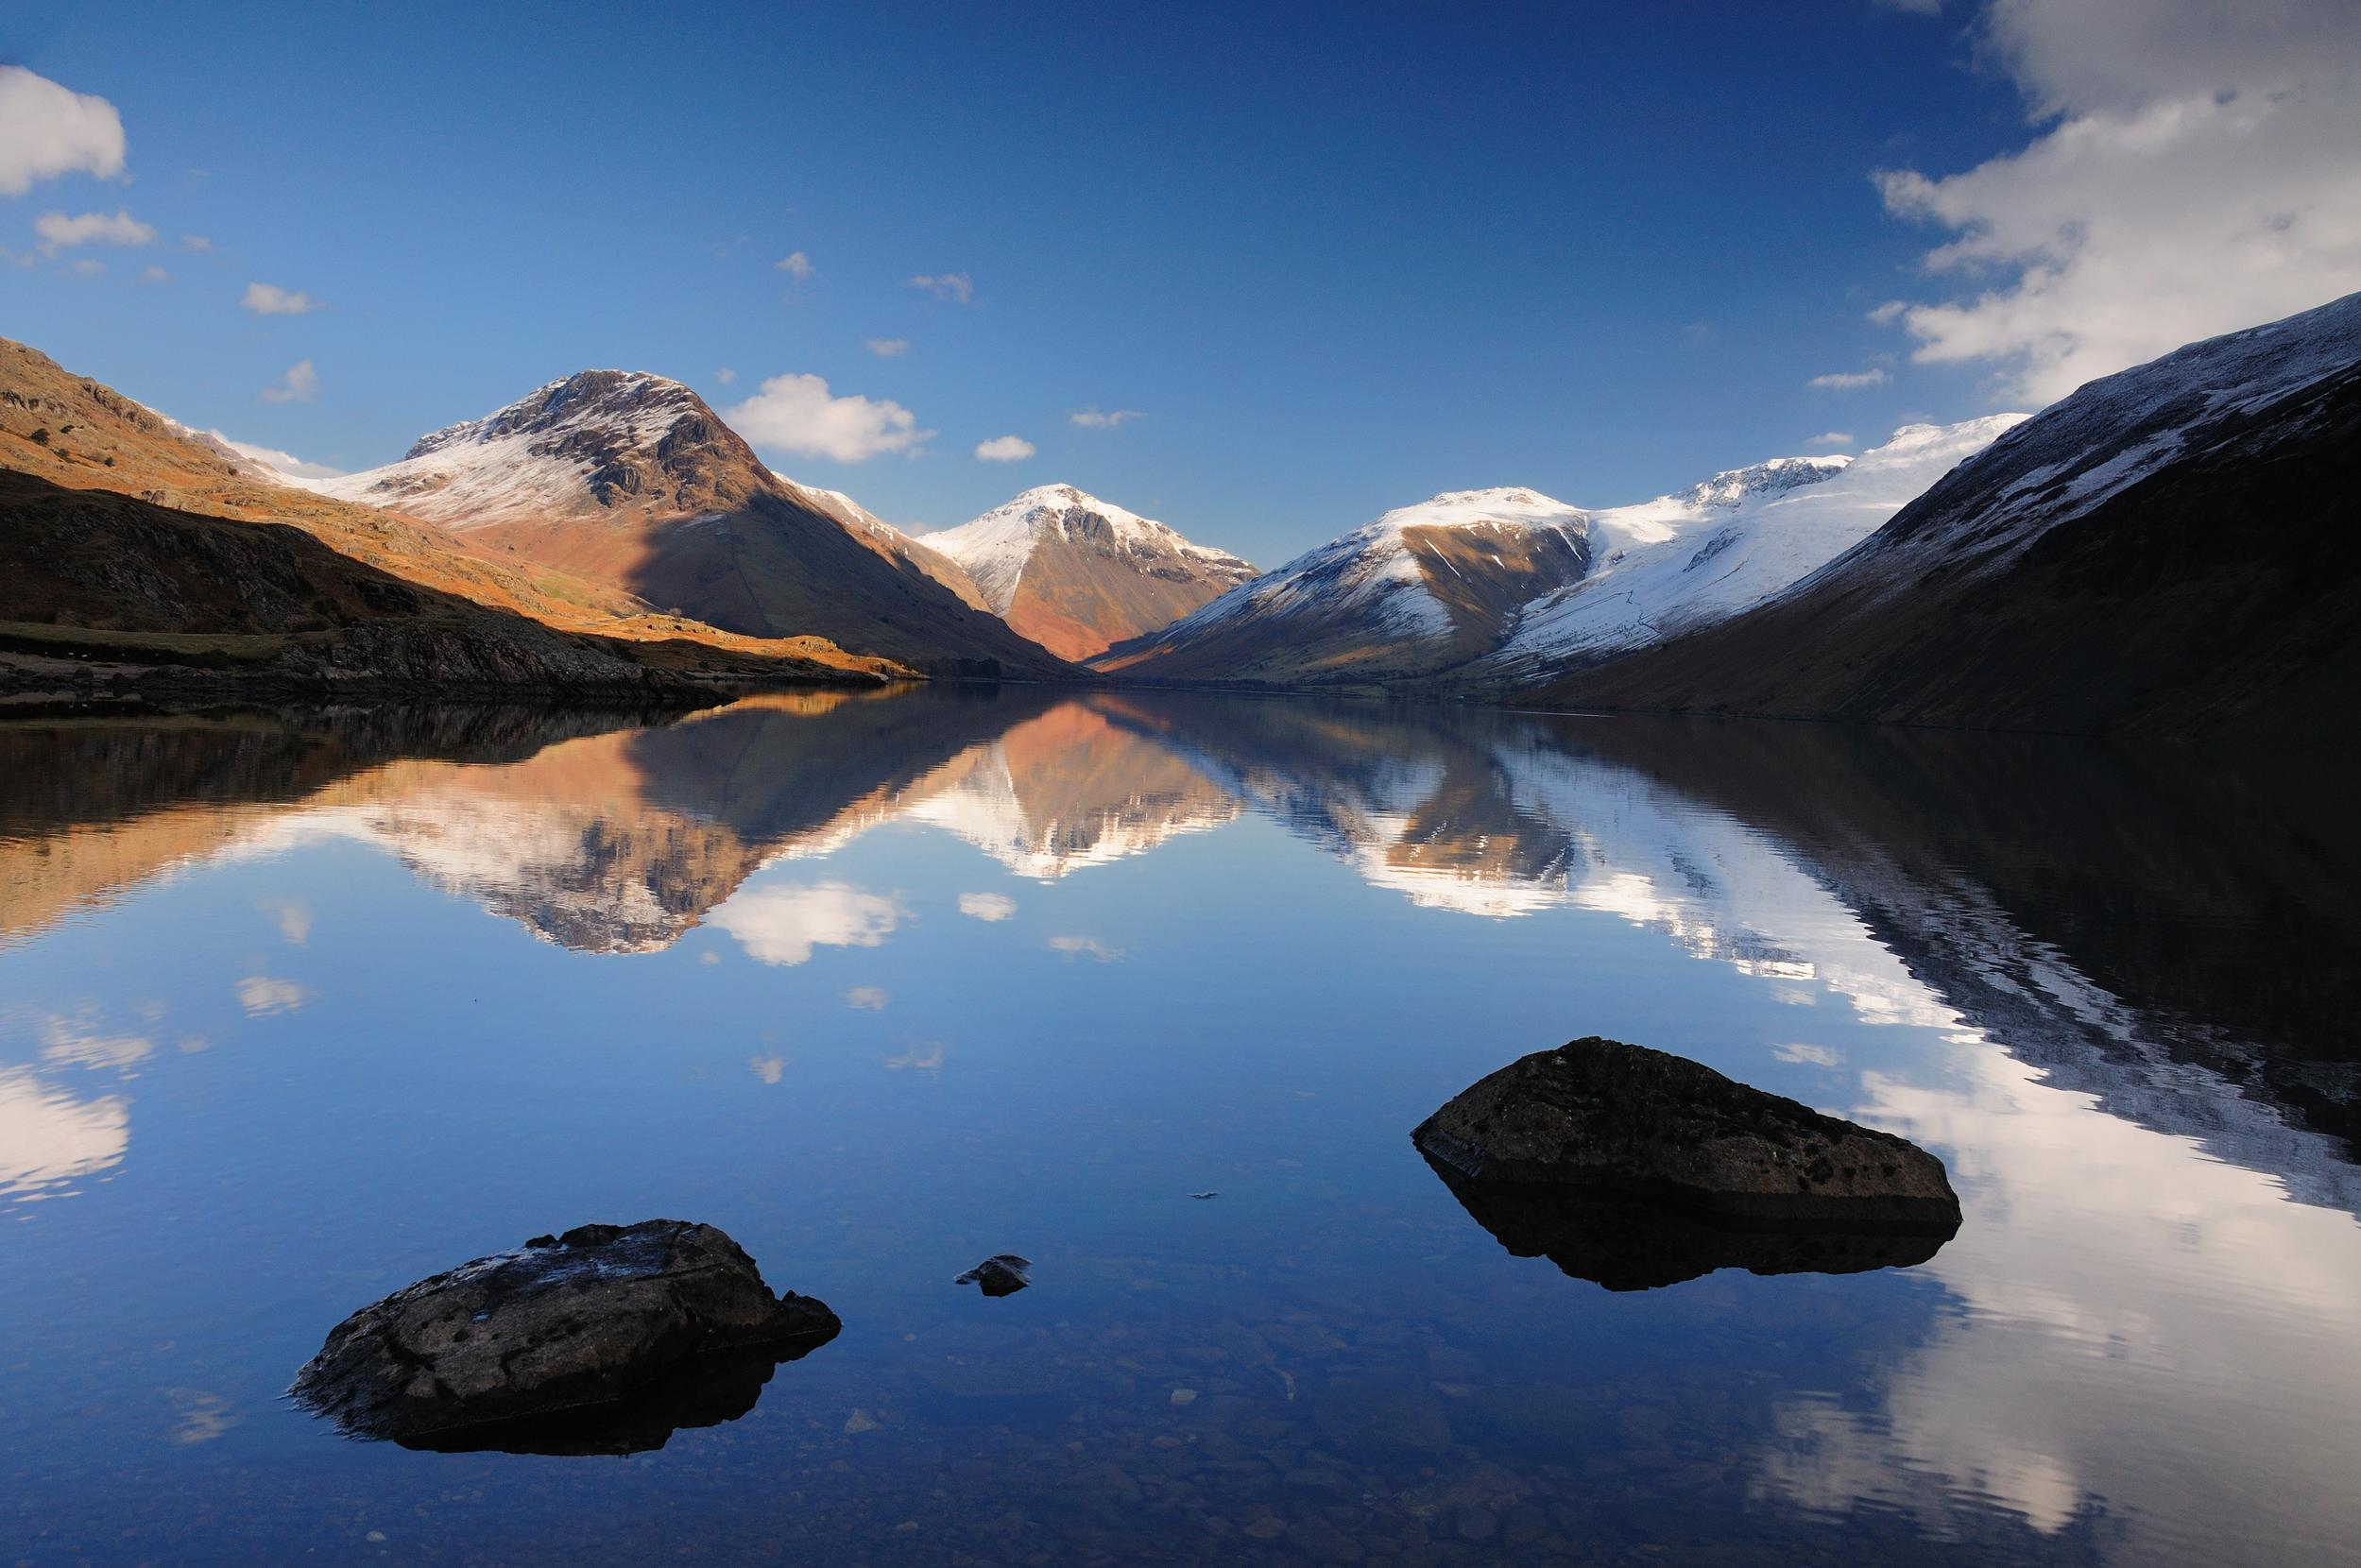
[[3, 688, 2356, 1566]]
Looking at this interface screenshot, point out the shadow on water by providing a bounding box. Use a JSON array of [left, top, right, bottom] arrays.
[[1419, 1153, 1959, 1293], [392, 1334, 840, 1457]]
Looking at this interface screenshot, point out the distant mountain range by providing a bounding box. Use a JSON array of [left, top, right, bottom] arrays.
[[6, 288, 2358, 740]]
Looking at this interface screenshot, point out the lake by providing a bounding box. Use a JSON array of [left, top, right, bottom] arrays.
[[3, 687, 2356, 1566]]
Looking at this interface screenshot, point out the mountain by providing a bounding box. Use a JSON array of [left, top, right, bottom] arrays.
[[768, 477, 992, 612], [1531, 291, 2361, 740], [921, 485, 1257, 660], [1092, 487, 1591, 685], [0, 342, 899, 697], [1468, 422, 2023, 683], [304, 370, 1065, 675]]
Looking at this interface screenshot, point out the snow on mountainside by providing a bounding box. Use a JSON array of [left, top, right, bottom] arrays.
[[1832, 290, 2361, 588], [931, 485, 1253, 612], [1096, 487, 1592, 683], [925, 485, 1258, 661], [1533, 289, 2361, 738], [1481, 419, 2025, 678], [301, 371, 746, 525]]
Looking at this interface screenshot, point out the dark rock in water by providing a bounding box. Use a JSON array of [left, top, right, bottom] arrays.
[[288, 1220, 839, 1445], [955, 1254, 1032, 1296], [1423, 1154, 1953, 1291], [1413, 1037, 1961, 1230]]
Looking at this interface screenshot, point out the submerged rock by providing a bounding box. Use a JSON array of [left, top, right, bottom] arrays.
[[955, 1254, 1032, 1296], [288, 1220, 839, 1446], [1413, 1037, 1960, 1231]]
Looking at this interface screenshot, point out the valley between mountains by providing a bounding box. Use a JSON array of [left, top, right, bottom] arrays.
[[6, 288, 2357, 743]]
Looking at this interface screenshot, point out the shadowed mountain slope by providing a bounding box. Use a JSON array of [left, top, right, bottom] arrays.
[[308, 371, 1068, 676], [1530, 293, 2361, 741]]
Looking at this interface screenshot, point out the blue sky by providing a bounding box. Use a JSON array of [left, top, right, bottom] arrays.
[[6, 1, 2356, 562]]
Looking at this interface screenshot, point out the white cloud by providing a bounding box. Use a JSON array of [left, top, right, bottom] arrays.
[[748, 1054, 787, 1084], [39, 1016, 154, 1072], [1809, 367, 1890, 389], [0, 1066, 128, 1201], [261, 898, 313, 944], [237, 976, 310, 1015], [883, 1043, 943, 1072], [959, 892, 1017, 922], [974, 435, 1035, 463], [242, 281, 319, 315], [726, 372, 931, 463], [180, 233, 213, 253], [260, 360, 320, 405], [67, 257, 103, 277], [709, 880, 905, 966], [776, 249, 814, 282], [906, 272, 973, 303], [1070, 408, 1144, 429], [1049, 934, 1123, 962], [34, 208, 153, 250], [864, 337, 911, 357], [1771, 1041, 1844, 1065], [0, 67, 126, 196], [1805, 431, 1856, 448], [1873, 0, 2361, 402], [715, 366, 736, 384], [210, 432, 343, 480], [141, 263, 169, 282], [843, 986, 890, 1010]]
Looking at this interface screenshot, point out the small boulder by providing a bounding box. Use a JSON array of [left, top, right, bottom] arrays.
[[1413, 1038, 1960, 1230], [955, 1254, 1032, 1296], [289, 1220, 838, 1447]]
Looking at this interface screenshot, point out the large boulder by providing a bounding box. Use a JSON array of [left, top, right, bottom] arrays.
[[289, 1220, 839, 1447], [1412, 1038, 1961, 1231]]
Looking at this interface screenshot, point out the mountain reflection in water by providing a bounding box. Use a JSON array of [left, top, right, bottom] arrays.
[[2, 686, 2357, 1565]]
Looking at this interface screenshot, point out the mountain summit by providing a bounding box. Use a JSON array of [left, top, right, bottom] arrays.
[[923, 485, 1257, 660], [312, 370, 763, 525], [1092, 486, 1593, 683], [305, 372, 1061, 673]]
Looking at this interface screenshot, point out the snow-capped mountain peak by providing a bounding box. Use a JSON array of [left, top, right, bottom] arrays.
[[1097, 486, 1594, 681], [929, 483, 1252, 611], [1483, 417, 2027, 677], [1676, 454, 1850, 510], [920, 484, 1258, 660], [403, 369, 699, 460], [302, 369, 761, 527]]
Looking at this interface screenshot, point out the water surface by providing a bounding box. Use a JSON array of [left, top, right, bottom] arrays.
[[3, 689, 2355, 1565]]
